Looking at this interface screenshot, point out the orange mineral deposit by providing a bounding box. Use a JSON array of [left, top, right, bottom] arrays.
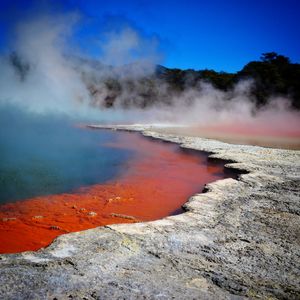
[[0, 131, 234, 253]]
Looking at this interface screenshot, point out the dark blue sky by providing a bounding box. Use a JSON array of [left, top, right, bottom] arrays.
[[1, 0, 299, 72]]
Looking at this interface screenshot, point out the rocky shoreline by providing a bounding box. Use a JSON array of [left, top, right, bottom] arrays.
[[1, 125, 299, 299]]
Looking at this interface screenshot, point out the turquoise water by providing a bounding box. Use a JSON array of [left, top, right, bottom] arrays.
[[0, 107, 133, 204]]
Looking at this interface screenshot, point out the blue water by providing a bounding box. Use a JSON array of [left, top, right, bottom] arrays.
[[0, 107, 133, 204]]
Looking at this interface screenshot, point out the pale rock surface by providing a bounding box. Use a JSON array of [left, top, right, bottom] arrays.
[[0, 125, 299, 299]]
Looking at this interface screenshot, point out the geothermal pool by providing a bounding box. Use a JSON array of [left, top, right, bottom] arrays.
[[0, 123, 234, 253]]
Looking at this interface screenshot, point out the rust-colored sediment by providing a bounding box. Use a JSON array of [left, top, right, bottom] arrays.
[[0, 132, 227, 254]]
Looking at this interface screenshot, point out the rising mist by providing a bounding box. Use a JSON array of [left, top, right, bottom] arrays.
[[0, 3, 299, 137]]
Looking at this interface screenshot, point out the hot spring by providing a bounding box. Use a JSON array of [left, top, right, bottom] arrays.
[[0, 107, 236, 253]]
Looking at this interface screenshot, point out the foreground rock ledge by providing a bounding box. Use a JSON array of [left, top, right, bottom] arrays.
[[1, 125, 299, 300]]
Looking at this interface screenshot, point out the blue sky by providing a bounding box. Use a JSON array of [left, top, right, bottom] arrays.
[[1, 0, 299, 72]]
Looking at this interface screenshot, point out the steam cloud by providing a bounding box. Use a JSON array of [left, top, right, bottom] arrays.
[[0, 6, 299, 138]]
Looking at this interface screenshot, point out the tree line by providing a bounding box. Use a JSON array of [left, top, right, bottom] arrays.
[[9, 51, 300, 109], [157, 52, 300, 109]]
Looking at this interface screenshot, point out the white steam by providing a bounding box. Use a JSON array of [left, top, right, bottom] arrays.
[[99, 26, 161, 71], [0, 14, 90, 116], [0, 11, 299, 137]]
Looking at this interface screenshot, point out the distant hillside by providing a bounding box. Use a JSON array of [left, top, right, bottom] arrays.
[[9, 52, 300, 110], [156, 53, 300, 109]]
